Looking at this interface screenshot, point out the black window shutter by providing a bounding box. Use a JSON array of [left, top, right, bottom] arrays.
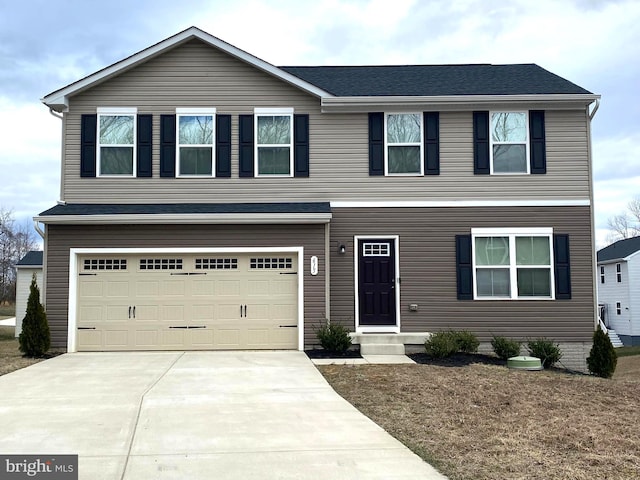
[[80, 114, 97, 178], [529, 110, 546, 174], [368, 112, 384, 176], [294, 114, 309, 177], [456, 234, 473, 300], [424, 112, 440, 175], [554, 234, 572, 299], [160, 115, 176, 178], [216, 114, 231, 178], [239, 114, 254, 177], [473, 111, 490, 175], [136, 114, 152, 178]]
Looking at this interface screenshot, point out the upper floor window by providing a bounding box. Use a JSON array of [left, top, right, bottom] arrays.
[[600, 266, 605, 284], [472, 227, 554, 300], [385, 113, 422, 175], [616, 263, 622, 282], [97, 107, 136, 176], [490, 111, 529, 174], [176, 108, 216, 176], [255, 108, 293, 176]]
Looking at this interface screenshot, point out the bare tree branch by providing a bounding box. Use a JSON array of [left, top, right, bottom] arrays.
[[606, 195, 640, 242], [0, 208, 39, 304]]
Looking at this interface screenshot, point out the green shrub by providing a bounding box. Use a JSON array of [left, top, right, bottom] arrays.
[[454, 330, 480, 353], [587, 326, 617, 378], [19, 274, 50, 357], [491, 336, 521, 360], [424, 331, 459, 358], [316, 323, 352, 355], [527, 338, 563, 368]]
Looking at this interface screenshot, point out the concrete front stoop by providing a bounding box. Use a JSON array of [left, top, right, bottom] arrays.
[[351, 333, 430, 356]]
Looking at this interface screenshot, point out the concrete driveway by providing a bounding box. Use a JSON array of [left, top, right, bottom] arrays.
[[0, 351, 446, 479]]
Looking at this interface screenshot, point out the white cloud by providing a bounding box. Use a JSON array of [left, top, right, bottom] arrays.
[[0, 98, 60, 219]]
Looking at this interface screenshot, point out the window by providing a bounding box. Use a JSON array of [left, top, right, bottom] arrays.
[[139, 258, 183, 270], [616, 263, 622, 283], [600, 266, 605, 284], [490, 111, 529, 174], [363, 243, 390, 256], [472, 228, 554, 299], [616, 302, 621, 315], [250, 257, 293, 269], [97, 107, 136, 176], [195, 258, 238, 270], [385, 113, 422, 175], [177, 108, 215, 176], [255, 108, 293, 176], [83, 259, 127, 271]]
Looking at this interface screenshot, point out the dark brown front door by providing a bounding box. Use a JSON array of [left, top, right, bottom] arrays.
[[358, 239, 397, 326]]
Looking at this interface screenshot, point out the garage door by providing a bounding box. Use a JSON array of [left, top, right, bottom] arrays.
[[76, 253, 298, 351]]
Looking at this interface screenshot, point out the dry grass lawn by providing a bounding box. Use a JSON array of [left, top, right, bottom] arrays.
[[318, 355, 640, 480]]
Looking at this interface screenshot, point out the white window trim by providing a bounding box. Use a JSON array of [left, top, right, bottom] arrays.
[[96, 107, 137, 177], [616, 263, 622, 283], [254, 108, 294, 178], [384, 112, 424, 176], [471, 227, 555, 300], [489, 110, 530, 176], [175, 108, 216, 178], [600, 266, 605, 284]]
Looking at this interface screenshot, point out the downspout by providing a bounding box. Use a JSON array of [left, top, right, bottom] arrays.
[[42, 107, 63, 317], [48, 107, 63, 120], [587, 98, 600, 333], [33, 220, 45, 239]]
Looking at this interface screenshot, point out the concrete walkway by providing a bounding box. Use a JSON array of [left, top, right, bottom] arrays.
[[0, 351, 446, 479]]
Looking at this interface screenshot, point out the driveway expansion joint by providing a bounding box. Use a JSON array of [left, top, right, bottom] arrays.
[[119, 352, 185, 480]]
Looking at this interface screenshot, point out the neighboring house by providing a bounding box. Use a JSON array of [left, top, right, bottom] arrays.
[[14, 251, 44, 337], [36, 27, 600, 370], [597, 236, 640, 346]]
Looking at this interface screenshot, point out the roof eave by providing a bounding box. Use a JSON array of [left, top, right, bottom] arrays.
[[42, 27, 333, 112], [34, 212, 332, 225], [321, 94, 600, 113]]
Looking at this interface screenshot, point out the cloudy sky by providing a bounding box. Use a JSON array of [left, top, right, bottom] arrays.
[[0, 0, 638, 247]]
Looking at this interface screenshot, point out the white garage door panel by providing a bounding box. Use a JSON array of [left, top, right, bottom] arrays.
[[76, 253, 298, 351]]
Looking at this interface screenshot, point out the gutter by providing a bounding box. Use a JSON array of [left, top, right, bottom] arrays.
[[321, 93, 601, 112], [33, 212, 333, 225]]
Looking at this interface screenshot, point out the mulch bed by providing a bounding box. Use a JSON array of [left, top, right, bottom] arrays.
[[305, 348, 362, 359]]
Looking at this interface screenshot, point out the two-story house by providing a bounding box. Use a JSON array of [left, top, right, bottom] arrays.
[[37, 27, 599, 370], [597, 236, 640, 346]]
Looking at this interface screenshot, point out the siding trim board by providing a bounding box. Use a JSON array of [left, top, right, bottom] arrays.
[[66, 246, 305, 352], [330, 200, 591, 208]]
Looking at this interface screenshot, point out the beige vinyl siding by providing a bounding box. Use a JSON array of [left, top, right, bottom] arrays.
[[44, 223, 326, 350], [61, 39, 591, 204], [329, 206, 594, 342]]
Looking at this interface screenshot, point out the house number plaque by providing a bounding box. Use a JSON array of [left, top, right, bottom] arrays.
[[310, 256, 318, 276]]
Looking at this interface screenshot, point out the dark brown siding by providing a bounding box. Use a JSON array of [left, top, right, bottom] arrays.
[[330, 206, 594, 342], [45, 224, 326, 349]]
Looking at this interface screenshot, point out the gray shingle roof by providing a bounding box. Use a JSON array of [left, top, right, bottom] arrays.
[[597, 236, 640, 262], [16, 251, 43, 267], [280, 64, 592, 97], [39, 203, 331, 216]]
